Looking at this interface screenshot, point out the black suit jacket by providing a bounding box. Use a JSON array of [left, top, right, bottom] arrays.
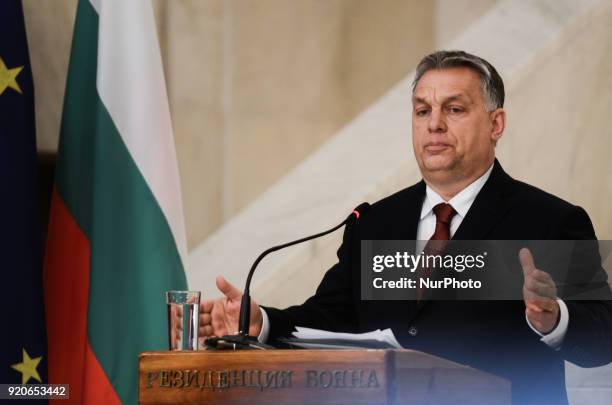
[[263, 160, 612, 404]]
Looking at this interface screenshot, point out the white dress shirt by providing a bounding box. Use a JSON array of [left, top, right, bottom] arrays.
[[259, 163, 568, 348]]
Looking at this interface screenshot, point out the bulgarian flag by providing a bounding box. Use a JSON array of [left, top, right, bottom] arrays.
[[44, 0, 188, 404]]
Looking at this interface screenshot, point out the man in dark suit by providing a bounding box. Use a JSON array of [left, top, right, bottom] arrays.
[[199, 50, 612, 404]]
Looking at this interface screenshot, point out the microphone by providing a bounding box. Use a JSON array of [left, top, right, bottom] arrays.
[[205, 202, 370, 350]]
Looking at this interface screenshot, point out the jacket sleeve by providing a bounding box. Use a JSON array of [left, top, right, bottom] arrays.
[[555, 206, 612, 366]]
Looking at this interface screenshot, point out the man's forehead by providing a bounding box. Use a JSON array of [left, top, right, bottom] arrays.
[[412, 91, 472, 105], [412, 68, 481, 103]]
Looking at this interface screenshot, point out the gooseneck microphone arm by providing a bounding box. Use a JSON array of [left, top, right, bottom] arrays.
[[206, 202, 370, 350], [239, 207, 365, 336]]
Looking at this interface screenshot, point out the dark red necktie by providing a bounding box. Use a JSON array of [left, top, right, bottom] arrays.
[[416, 203, 457, 301]]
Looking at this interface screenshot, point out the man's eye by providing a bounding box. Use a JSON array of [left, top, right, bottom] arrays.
[[415, 109, 429, 117], [448, 107, 464, 114]]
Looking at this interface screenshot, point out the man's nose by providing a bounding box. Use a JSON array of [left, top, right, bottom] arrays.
[[428, 109, 447, 133]]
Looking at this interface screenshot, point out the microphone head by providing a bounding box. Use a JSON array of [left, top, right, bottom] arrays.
[[351, 202, 371, 220]]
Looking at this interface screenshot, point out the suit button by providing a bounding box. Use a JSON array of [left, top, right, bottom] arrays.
[[408, 326, 418, 336]]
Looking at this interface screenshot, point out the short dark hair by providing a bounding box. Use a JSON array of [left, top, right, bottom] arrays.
[[412, 50, 505, 110]]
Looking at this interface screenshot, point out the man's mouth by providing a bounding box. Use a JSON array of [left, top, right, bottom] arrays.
[[424, 143, 452, 152]]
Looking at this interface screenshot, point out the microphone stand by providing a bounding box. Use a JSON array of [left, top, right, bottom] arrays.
[[205, 203, 369, 350]]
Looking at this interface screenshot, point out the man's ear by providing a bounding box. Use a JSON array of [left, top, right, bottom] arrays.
[[490, 108, 506, 142]]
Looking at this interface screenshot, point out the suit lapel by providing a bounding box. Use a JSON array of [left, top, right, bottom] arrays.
[[452, 159, 515, 240], [399, 180, 425, 240]]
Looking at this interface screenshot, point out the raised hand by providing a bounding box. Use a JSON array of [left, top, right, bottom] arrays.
[[520, 247, 560, 334], [199, 276, 263, 344]]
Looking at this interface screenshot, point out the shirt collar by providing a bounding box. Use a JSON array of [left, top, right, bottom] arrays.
[[420, 163, 494, 220]]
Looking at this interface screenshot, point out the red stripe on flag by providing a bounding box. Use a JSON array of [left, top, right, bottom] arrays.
[[44, 189, 120, 405], [82, 342, 122, 404], [44, 189, 88, 403]]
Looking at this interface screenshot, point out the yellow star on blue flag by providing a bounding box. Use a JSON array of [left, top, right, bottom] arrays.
[[1, 0, 48, 387], [10, 349, 42, 384], [0, 56, 23, 95]]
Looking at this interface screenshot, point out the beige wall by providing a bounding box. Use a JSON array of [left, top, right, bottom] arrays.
[[498, 3, 612, 239], [435, 0, 498, 46], [22, 0, 77, 152], [162, 1, 226, 249], [166, 0, 435, 248]]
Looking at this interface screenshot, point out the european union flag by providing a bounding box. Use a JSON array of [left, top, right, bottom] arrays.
[[0, 0, 48, 390]]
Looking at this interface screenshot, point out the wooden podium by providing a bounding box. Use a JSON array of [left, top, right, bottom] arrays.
[[139, 349, 510, 404]]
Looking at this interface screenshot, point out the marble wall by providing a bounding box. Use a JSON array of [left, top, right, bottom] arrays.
[[163, 0, 437, 248], [22, 0, 77, 152], [498, 4, 612, 239]]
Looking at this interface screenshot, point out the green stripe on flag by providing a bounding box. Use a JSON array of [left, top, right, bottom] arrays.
[[55, 0, 97, 233], [56, 1, 187, 404]]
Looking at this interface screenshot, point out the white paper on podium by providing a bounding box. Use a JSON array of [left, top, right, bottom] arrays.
[[283, 326, 403, 349]]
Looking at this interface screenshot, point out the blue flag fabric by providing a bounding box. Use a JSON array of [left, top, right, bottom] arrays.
[[0, 0, 48, 390]]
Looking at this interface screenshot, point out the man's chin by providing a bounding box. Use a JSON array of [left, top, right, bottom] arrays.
[[422, 157, 455, 173]]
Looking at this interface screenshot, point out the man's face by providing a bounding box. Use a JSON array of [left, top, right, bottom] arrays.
[[412, 67, 504, 186]]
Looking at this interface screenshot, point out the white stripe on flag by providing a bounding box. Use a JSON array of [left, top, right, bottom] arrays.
[[89, 0, 189, 270]]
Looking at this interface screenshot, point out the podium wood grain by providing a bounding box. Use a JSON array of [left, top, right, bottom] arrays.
[[138, 349, 510, 405]]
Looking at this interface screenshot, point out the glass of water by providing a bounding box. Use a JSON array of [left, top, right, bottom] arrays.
[[166, 290, 201, 351]]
